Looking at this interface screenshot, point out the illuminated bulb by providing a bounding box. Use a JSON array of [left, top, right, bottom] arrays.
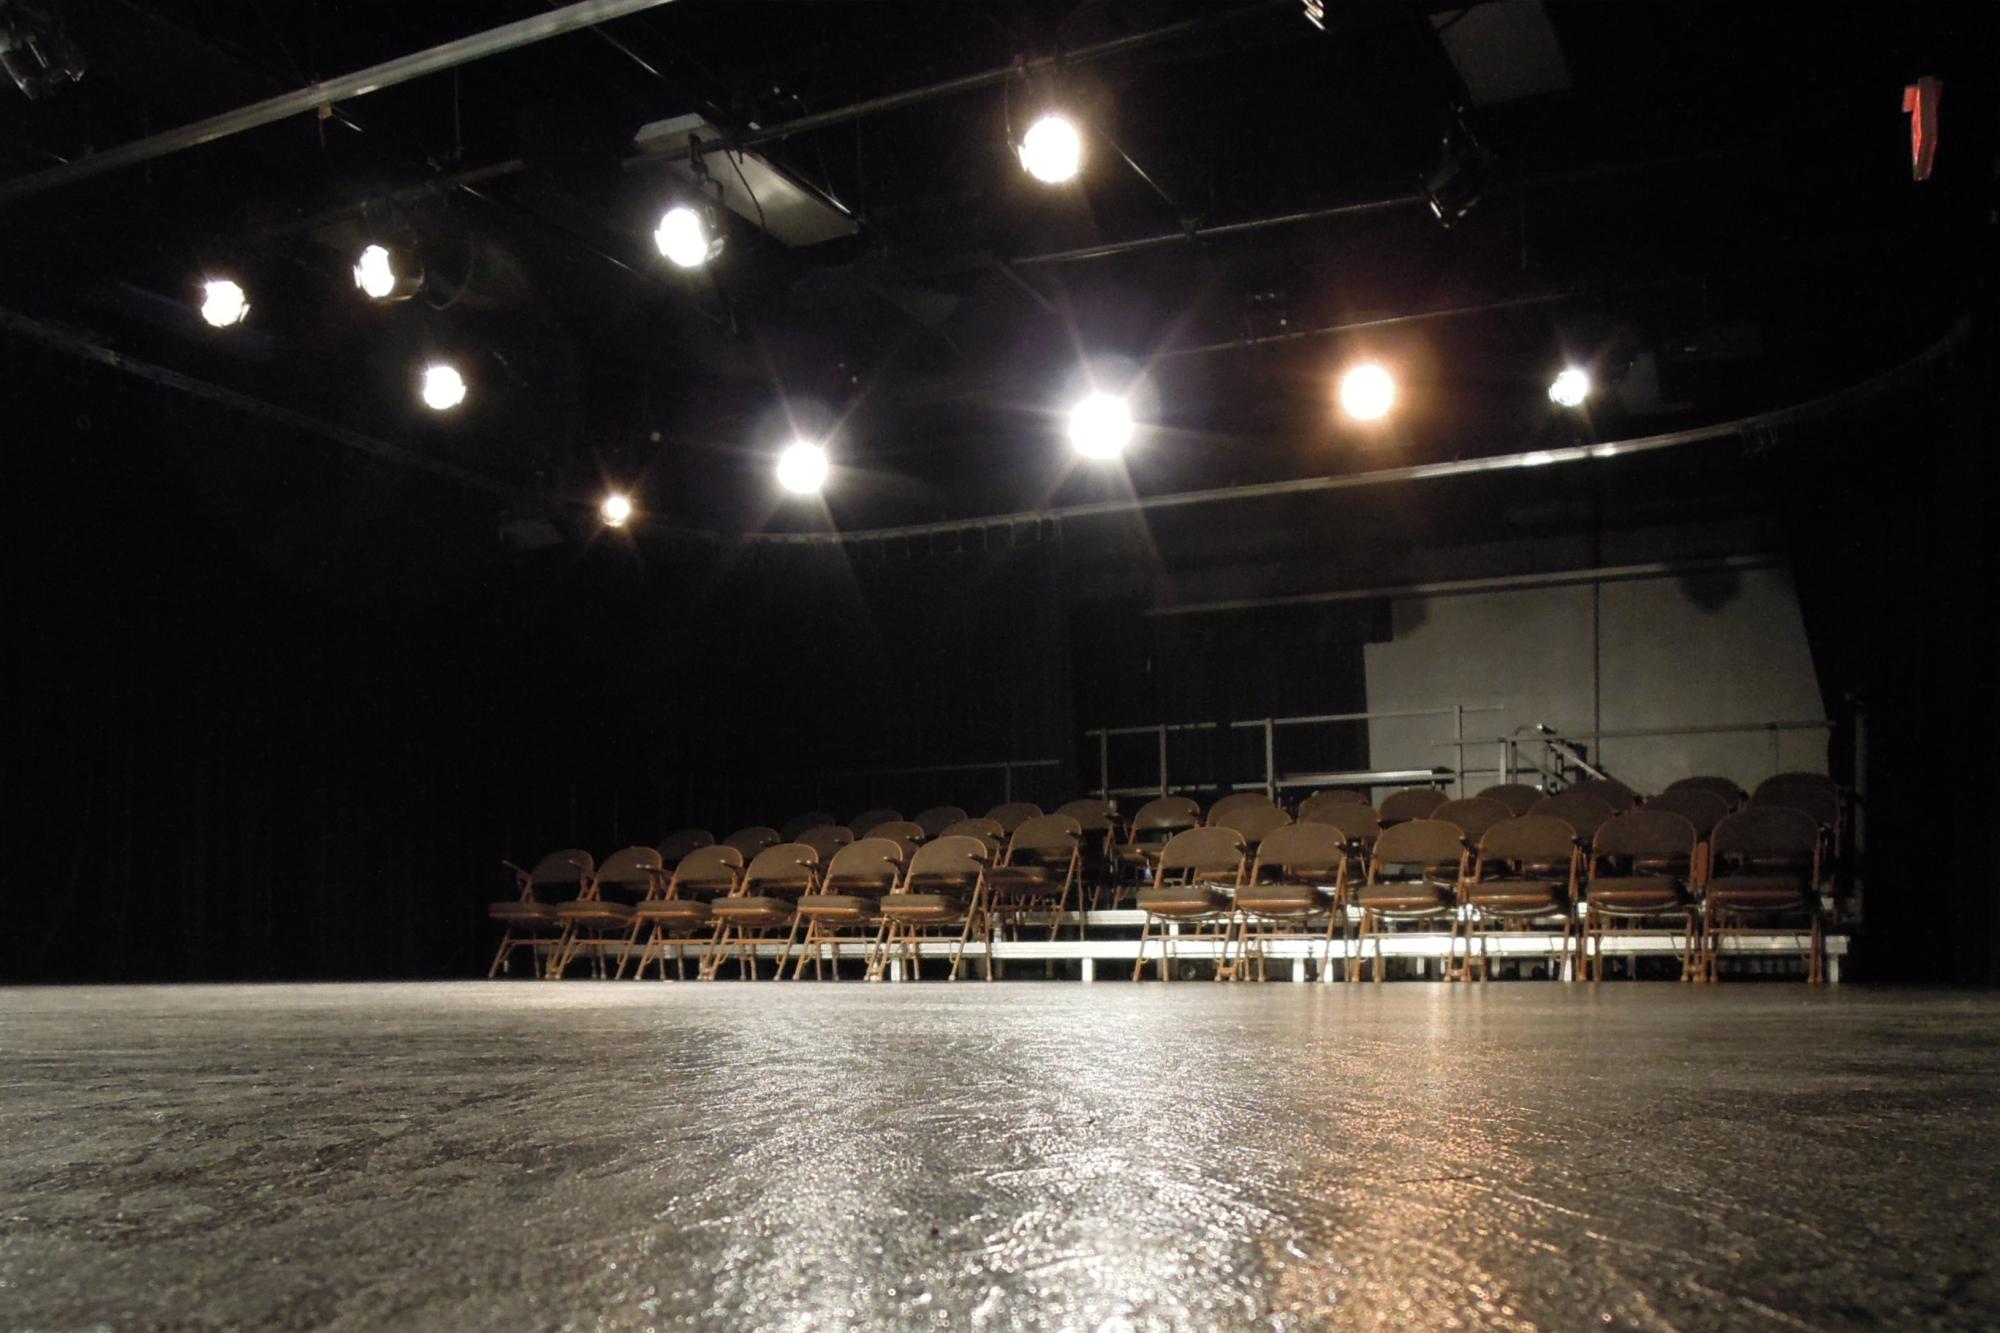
[[1338, 363, 1396, 422], [1067, 391, 1133, 459], [654, 205, 722, 269], [1548, 366, 1592, 408], [600, 493, 634, 528], [199, 279, 249, 328], [420, 363, 467, 412], [1019, 114, 1083, 184], [775, 439, 829, 495]]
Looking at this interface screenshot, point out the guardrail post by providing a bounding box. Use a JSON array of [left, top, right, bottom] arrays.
[[1453, 704, 1465, 798], [1098, 730, 1110, 800], [1264, 718, 1276, 799], [1158, 724, 1169, 795]]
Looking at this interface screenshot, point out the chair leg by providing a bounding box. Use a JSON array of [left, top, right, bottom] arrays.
[[1133, 915, 1153, 982], [488, 930, 515, 978]]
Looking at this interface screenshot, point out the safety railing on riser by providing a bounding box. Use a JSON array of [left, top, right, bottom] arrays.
[[1445, 720, 1837, 790]]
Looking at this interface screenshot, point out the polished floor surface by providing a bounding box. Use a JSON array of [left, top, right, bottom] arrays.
[[2, 983, 1995, 1331]]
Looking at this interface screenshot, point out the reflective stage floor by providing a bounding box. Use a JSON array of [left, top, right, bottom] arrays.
[[3, 983, 1995, 1330]]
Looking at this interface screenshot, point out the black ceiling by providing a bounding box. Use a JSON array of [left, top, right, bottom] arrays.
[[2, 0, 1992, 539]]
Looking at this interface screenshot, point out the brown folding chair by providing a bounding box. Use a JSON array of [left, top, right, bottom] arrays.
[[1582, 811, 1700, 982], [1642, 788, 1729, 886], [625, 845, 742, 981], [1352, 820, 1466, 984], [1055, 798, 1118, 907], [1463, 817, 1578, 982], [1748, 780, 1842, 875], [1529, 791, 1617, 845], [1224, 822, 1348, 983], [870, 834, 993, 982], [1111, 796, 1201, 899], [912, 805, 968, 839], [1568, 778, 1638, 810], [1432, 797, 1513, 848], [1664, 775, 1747, 808], [1474, 783, 1542, 817], [703, 843, 818, 980], [986, 814, 1083, 941], [983, 802, 1043, 836], [849, 808, 903, 837], [1704, 806, 1824, 983], [779, 811, 837, 841], [1753, 771, 1836, 799], [1379, 787, 1449, 825], [656, 828, 714, 872], [723, 826, 782, 859], [866, 820, 926, 859], [796, 824, 855, 863], [1208, 792, 1276, 825], [547, 846, 659, 979], [1297, 789, 1368, 821], [789, 837, 906, 980], [488, 849, 592, 978], [1133, 827, 1247, 981], [941, 816, 1006, 860], [1206, 797, 1291, 854]]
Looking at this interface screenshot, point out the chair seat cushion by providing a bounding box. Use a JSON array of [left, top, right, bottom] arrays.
[[1235, 885, 1319, 915], [1587, 877, 1686, 911], [1356, 883, 1453, 913], [1466, 879, 1563, 910], [822, 875, 897, 896], [1707, 876, 1809, 911], [555, 901, 635, 925], [633, 900, 711, 925], [489, 902, 559, 926], [710, 896, 794, 925], [1113, 845, 1164, 865], [987, 865, 1052, 887], [1136, 885, 1226, 915], [795, 893, 877, 921], [878, 894, 964, 922]]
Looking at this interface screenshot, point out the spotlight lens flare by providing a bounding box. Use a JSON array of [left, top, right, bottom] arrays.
[[199, 279, 249, 328], [776, 440, 829, 495], [600, 493, 634, 527], [1019, 115, 1083, 184], [420, 363, 467, 412], [1338, 363, 1396, 422], [1067, 392, 1134, 459], [1548, 367, 1592, 408], [654, 206, 718, 269]]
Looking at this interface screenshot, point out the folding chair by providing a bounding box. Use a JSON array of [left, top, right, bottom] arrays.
[[1055, 798, 1118, 907], [985, 814, 1083, 941], [488, 849, 592, 978], [703, 842, 818, 980], [1351, 820, 1466, 984], [1223, 821, 1348, 982], [1664, 775, 1746, 808], [1748, 780, 1842, 872], [1529, 791, 1616, 845], [1704, 806, 1825, 983], [849, 808, 903, 837], [796, 824, 855, 864], [1567, 778, 1638, 811], [1463, 816, 1578, 981], [625, 845, 742, 981], [1205, 796, 1291, 853], [1133, 827, 1247, 981], [1641, 788, 1729, 886], [1432, 797, 1512, 848], [547, 846, 655, 979], [1297, 790, 1368, 822], [789, 837, 905, 980], [723, 826, 782, 858], [1379, 787, 1449, 825], [866, 820, 926, 859], [940, 816, 1006, 859], [1111, 795, 1200, 901], [1753, 771, 1836, 799], [1474, 783, 1542, 817], [1208, 792, 1276, 825], [780, 811, 837, 841], [870, 834, 993, 982], [656, 828, 715, 872], [1580, 810, 1700, 982], [983, 802, 1042, 836], [912, 805, 968, 839]]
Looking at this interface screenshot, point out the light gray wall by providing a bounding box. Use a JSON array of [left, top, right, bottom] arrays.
[[1363, 566, 1826, 795]]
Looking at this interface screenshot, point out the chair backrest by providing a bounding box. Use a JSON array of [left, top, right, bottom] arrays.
[[1710, 806, 1820, 870], [1474, 783, 1542, 817], [1207, 801, 1291, 845], [1304, 788, 1369, 807], [656, 828, 714, 866], [1130, 796, 1201, 835], [723, 826, 782, 857], [1379, 788, 1449, 824], [1664, 775, 1747, 807], [1753, 771, 1836, 799], [1006, 814, 1082, 862], [672, 845, 744, 894], [1641, 788, 1730, 838], [849, 808, 903, 836], [912, 805, 969, 838], [824, 837, 905, 886], [596, 845, 664, 894], [984, 802, 1042, 834], [1370, 819, 1467, 874], [744, 842, 819, 890], [1567, 778, 1638, 810], [941, 817, 1005, 857], [1055, 798, 1115, 832], [1477, 815, 1578, 868], [1297, 791, 1367, 825], [1432, 797, 1513, 846], [866, 820, 926, 858], [779, 811, 837, 841], [529, 849, 594, 891], [1157, 827, 1247, 878], [1591, 810, 1698, 872], [796, 824, 855, 862], [1252, 822, 1349, 877], [905, 834, 990, 882], [1312, 803, 1384, 841], [1207, 792, 1278, 824], [1529, 792, 1616, 841], [1748, 783, 1839, 829]]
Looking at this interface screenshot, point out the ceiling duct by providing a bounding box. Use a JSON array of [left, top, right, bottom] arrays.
[[634, 114, 860, 248]]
